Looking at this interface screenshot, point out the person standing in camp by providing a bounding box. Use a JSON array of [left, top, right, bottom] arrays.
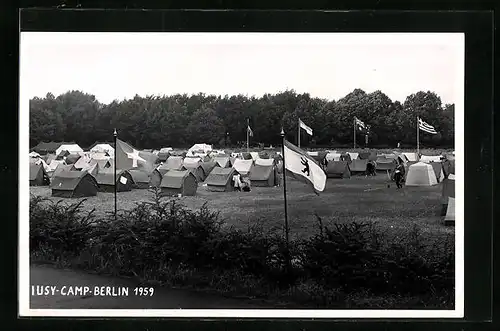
[[233, 173, 242, 191], [394, 159, 406, 189]]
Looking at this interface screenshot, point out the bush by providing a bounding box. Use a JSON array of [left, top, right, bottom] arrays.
[[29, 190, 454, 308]]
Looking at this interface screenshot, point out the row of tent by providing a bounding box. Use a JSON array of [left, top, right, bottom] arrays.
[[29, 154, 282, 198]]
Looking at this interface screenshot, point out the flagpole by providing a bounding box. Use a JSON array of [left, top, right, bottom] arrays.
[[246, 118, 250, 153], [280, 128, 291, 272], [113, 128, 117, 221], [416, 116, 420, 156], [297, 119, 301, 148], [353, 117, 356, 149], [280, 128, 290, 250]]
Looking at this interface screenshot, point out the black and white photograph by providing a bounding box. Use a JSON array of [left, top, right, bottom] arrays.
[[19, 32, 464, 318]]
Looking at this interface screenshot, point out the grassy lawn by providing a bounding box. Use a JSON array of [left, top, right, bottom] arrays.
[[29, 174, 453, 240]]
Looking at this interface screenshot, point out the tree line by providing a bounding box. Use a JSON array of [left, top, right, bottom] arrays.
[[29, 89, 454, 150]]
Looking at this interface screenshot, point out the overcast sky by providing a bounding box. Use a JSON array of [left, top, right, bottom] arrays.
[[20, 32, 463, 105]]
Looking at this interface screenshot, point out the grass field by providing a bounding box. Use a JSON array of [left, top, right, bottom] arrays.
[[29, 174, 453, 240]]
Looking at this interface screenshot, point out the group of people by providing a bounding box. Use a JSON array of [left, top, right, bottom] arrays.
[[232, 173, 252, 192]]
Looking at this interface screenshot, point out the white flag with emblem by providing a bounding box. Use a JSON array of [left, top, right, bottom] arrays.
[[299, 119, 313, 136], [283, 140, 326, 194]]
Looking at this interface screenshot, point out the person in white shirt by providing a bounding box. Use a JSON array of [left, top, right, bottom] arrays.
[[233, 173, 242, 191]]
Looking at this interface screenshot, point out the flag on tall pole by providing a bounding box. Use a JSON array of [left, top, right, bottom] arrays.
[[246, 118, 253, 152], [280, 128, 290, 252], [417, 117, 438, 155], [354, 117, 366, 148], [113, 129, 117, 221], [115, 138, 156, 172], [283, 139, 327, 195], [298, 118, 313, 148]]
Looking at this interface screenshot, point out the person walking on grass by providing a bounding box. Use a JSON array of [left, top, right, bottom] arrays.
[[394, 159, 406, 189]]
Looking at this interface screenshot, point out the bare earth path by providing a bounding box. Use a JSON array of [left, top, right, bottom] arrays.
[[30, 264, 269, 309]]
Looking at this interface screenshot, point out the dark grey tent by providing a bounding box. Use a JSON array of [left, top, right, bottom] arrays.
[[441, 175, 455, 216], [249, 164, 275, 187], [182, 164, 206, 182], [214, 156, 231, 168], [160, 170, 198, 196], [326, 161, 351, 179], [95, 170, 134, 192], [200, 161, 217, 178], [128, 169, 152, 189], [65, 153, 81, 165], [50, 171, 98, 198], [52, 164, 77, 178], [205, 167, 238, 192], [29, 163, 50, 186], [350, 159, 368, 174]]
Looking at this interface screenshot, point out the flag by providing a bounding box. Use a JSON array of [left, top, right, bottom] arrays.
[[283, 140, 326, 194], [418, 117, 438, 134], [115, 138, 156, 172], [299, 119, 313, 136], [247, 125, 253, 137], [354, 117, 366, 131]]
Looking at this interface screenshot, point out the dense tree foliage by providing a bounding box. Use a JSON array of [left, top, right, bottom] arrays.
[[29, 89, 455, 149]]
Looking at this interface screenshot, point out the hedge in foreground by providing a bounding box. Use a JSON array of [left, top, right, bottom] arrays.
[[29, 191, 455, 308]]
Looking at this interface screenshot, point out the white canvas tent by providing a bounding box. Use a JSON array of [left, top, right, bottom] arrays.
[[188, 143, 212, 155], [419, 155, 443, 163], [402, 152, 418, 162], [255, 158, 275, 166], [444, 197, 455, 223], [232, 159, 254, 176], [347, 152, 359, 160], [405, 162, 438, 186], [90, 144, 114, 154], [249, 152, 260, 161], [55, 144, 84, 156]]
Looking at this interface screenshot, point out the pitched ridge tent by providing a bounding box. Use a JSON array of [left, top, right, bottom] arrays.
[[89, 158, 112, 170], [429, 162, 445, 183], [402, 152, 419, 162], [50, 170, 98, 198], [441, 173, 455, 216], [162, 156, 184, 170], [157, 147, 172, 162], [52, 164, 76, 178], [188, 143, 212, 155], [249, 164, 276, 187], [205, 167, 238, 192], [183, 156, 202, 167], [128, 169, 152, 189], [442, 159, 455, 178], [347, 152, 359, 161], [232, 159, 254, 176], [56, 150, 70, 160], [94, 169, 134, 192], [229, 157, 238, 167], [419, 155, 443, 163], [43, 154, 56, 164], [55, 144, 84, 156], [255, 158, 275, 167], [241, 152, 253, 160], [375, 158, 398, 171], [444, 197, 455, 225], [358, 151, 377, 161], [89, 143, 114, 155], [81, 162, 99, 177], [74, 155, 91, 170], [47, 159, 65, 172], [149, 169, 164, 188], [214, 156, 231, 168], [405, 162, 438, 186], [200, 161, 217, 178], [32, 141, 68, 155], [326, 160, 351, 179], [350, 159, 368, 174], [249, 152, 260, 161], [310, 151, 328, 164], [181, 164, 206, 182], [258, 151, 270, 159], [65, 153, 81, 165], [160, 169, 198, 197], [29, 162, 50, 186], [325, 153, 342, 162], [89, 152, 110, 160]]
